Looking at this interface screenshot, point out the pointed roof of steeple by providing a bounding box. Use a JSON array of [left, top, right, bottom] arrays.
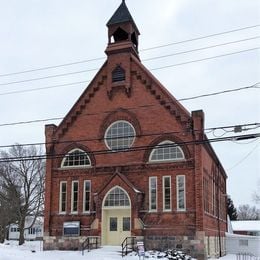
[[107, 0, 139, 33]]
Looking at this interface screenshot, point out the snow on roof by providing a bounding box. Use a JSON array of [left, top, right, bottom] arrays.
[[231, 220, 260, 231]]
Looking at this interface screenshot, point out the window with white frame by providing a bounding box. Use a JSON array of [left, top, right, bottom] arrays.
[[61, 149, 91, 168], [59, 181, 67, 213], [149, 177, 157, 211], [149, 141, 185, 162], [83, 180, 91, 212], [28, 227, 36, 235], [105, 120, 135, 151], [176, 175, 186, 211], [163, 176, 171, 211], [104, 187, 130, 207], [71, 181, 79, 213]]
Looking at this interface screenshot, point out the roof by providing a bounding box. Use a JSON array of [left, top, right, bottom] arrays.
[[106, 0, 139, 33], [231, 220, 260, 231]]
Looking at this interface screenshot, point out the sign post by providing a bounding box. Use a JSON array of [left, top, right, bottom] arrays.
[[136, 241, 145, 260]]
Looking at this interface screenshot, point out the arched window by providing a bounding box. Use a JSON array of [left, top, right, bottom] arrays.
[[105, 120, 135, 151], [104, 187, 130, 207], [61, 149, 91, 168], [149, 141, 185, 162], [112, 65, 125, 82]]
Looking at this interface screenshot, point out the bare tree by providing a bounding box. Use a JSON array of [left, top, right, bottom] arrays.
[[237, 204, 260, 220], [0, 145, 45, 245], [252, 180, 260, 204]]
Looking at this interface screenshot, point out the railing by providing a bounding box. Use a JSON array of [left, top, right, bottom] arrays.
[[236, 253, 260, 260], [121, 236, 136, 257], [81, 236, 100, 255]]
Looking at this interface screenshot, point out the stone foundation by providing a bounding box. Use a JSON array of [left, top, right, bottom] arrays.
[[144, 233, 206, 260], [43, 236, 88, 250]]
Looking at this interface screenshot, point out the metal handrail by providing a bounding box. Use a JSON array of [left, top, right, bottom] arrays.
[[81, 236, 100, 255], [121, 236, 136, 257]]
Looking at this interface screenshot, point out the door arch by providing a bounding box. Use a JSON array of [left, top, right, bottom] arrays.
[[102, 186, 131, 245]]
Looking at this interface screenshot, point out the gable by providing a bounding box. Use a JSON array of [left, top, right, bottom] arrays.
[[52, 54, 191, 141]]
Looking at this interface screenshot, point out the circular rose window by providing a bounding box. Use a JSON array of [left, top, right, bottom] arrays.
[[105, 120, 135, 150]]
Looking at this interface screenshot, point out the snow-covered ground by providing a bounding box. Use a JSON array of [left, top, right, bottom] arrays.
[[0, 240, 236, 260]]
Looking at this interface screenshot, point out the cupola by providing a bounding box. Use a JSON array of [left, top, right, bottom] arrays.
[[105, 0, 140, 59]]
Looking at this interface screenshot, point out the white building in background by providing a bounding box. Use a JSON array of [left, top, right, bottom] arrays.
[[225, 220, 260, 257], [231, 220, 260, 236], [9, 217, 43, 241]]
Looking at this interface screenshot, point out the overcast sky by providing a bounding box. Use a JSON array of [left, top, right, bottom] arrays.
[[0, 0, 259, 208]]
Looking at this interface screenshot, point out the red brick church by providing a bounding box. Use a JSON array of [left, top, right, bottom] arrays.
[[43, 1, 227, 258]]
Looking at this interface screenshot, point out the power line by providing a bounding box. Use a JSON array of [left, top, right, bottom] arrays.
[[0, 133, 259, 163], [0, 40, 258, 87], [0, 24, 258, 77], [0, 80, 89, 96], [227, 142, 260, 171], [150, 47, 259, 71], [0, 67, 99, 87], [0, 82, 258, 128], [178, 82, 260, 101], [142, 36, 260, 62], [140, 24, 260, 52], [0, 123, 259, 149], [1, 43, 259, 87], [0, 47, 259, 93]]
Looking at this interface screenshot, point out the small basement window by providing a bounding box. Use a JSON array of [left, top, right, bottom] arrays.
[[112, 66, 125, 82], [239, 240, 248, 246], [63, 221, 80, 236]]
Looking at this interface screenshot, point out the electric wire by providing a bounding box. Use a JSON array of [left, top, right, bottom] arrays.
[[0, 24, 259, 78], [0, 123, 259, 149], [0, 49, 259, 95], [227, 142, 260, 171], [0, 133, 259, 163], [0, 83, 258, 127], [0, 68, 99, 87], [178, 82, 259, 101], [150, 47, 259, 71], [140, 24, 260, 52], [142, 36, 260, 62], [0, 81, 89, 96]]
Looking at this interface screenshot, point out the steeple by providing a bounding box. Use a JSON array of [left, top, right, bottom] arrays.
[[106, 0, 140, 58]]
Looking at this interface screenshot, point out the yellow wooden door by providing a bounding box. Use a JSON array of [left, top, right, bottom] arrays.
[[105, 209, 131, 245]]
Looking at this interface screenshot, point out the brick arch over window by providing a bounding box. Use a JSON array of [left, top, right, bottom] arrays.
[[143, 135, 191, 163], [58, 143, 95, 168], [99, 108, 142, 140]]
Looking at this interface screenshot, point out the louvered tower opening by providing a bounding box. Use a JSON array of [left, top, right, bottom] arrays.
[[112, 66, 125, 82]]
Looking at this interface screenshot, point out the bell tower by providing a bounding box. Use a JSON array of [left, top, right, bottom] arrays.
[[105, 1, 140, 99], [105, 0, 140, 59]]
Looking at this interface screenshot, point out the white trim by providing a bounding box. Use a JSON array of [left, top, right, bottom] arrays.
[[163, 176, 171, 212], [61, 148, 91, 168], [149, 176, 157, 212], [71, 180, 79, 214], [176, 175, 186, 211], [104, 120, 136, 151], [59, 181, 67, 214], [83, 180, 91, 213], [149, 140, 185, 162]]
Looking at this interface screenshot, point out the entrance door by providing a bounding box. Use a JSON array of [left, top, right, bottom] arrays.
[[102, 186, 131, 245], [106, 209, 131, 245]]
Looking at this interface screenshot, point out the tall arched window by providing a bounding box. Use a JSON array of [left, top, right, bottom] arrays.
[[61, 149, 91, 168], [104, 187, 130, 207], [149, 140, 185, 162]]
